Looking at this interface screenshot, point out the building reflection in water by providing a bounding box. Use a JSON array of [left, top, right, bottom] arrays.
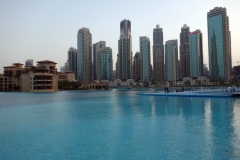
[[232, 99, 240, 156], [108, 90, 240, 158]]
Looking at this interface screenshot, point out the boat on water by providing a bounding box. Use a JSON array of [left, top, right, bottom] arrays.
[[127, 86, 132, 89]]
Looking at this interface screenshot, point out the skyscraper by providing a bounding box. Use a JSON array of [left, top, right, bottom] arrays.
[[25, 59, 33, 67], [189, 30, 203, 78], [153, 24, 164, 81], [133, 52, 140, 81], [116, 54, 119, 79], [203, 64, 209, 78], [165, 40, 178, 83], [60, 66, 64, 72], [117, 19, 132, 80], [93, 41, 106, 80], [64, 60, 69, 72], [140, 36, 151, 85], [180, 24, 190, 79], [98, 47, 113, 81], [68, 47, 77, 77], [77, 28, 92, 82], [207, 7, 232, 80]]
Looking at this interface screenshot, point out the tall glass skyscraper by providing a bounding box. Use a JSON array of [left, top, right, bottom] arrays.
[[68, 47, 77, 78], [180, 24, 190, 79], [189, 30, 203, 78], [207, 7, 232, 80], [77, 28, 92, 82], [93, 41, 106, 80], [98, 47, 113, 81], [153, 25, 164, 81], [116, 19, 132, 80], [140, 37, 151, 85], [165, 40, 178, 83]]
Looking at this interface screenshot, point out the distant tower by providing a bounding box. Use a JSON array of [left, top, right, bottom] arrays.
[[165, 40, 178, 83], [153, 24, 164, 81], [140, 36, 151, 86], [117, 19, 132, 80], [60, 66, 64, 72], [189, 30, 203, 77], [64, 60, 69, 72], [25, 59, 33, 67], [180, 24, 190, 78], [77, 28, 92, 82], [133, 52, 140, 81], [207, 7, 232, 80], [68, 47, 77, 77], [203, 64, 209, 78], [93, 41, 106, 80]]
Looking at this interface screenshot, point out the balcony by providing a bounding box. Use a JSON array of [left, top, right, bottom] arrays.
[[34, 79, 52, 82], [34, 84, 53, 86]]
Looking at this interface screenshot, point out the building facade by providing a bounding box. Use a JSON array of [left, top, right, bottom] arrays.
[[20, 60, 58, 92], [117, 19, 132, 80], [0, 63, 25, 90], [189, 30, 203, 78], [77, 27, 92, 82], [93, 41, 106, 80], [165, 40, 178, 83], [140, 37, 151, 85], [98, 47, 113, 81], [133, 52, 140, 81], [180, 24, 190, 79], [68, 47, 77, 78], [207, 7, 232, 80], [153, 24, 164, 81]]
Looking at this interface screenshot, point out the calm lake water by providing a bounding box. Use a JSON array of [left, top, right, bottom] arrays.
[[1, 89, 240, 159]]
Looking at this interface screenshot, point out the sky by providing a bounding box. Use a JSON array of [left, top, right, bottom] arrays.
[[0, 0, 240, 73]]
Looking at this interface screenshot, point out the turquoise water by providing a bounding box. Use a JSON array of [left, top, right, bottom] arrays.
[[1, 89, 240, 159]]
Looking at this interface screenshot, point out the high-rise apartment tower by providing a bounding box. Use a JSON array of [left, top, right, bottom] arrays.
[[207, 7, 232, 80], [133, 52, 140, 81], [68, 47, 77, 77], [189, 30, 203, 78], [93, 41, 106, 80], [77, 28, 92, 82], [116, 19, 132, 80], [180, 24, 190, 79], [165, 40, 178, 83], [153, 25, 164, 81], [98, 47, 113, 81], [140, 36, 151, 85]]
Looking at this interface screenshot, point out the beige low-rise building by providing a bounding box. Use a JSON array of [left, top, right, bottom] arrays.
[[20, 60, 58, 92], [81, 81, 109, 90], [58, 71, 76, 82], [0, 63, 26, 91]]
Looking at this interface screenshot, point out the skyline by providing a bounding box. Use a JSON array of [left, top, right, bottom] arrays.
[[1, 0, 240, 73]]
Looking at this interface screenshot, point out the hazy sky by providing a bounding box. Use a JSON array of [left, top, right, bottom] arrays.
[[0, 0, 240, 73]]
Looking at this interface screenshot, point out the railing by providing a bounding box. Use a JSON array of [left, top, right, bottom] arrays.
[[34, 79, 52, 81]]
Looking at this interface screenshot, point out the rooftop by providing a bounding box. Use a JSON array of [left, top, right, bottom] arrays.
[[37, 60, 57, 64]]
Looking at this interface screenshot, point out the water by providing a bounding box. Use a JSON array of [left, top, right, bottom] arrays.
[[1, 89, 240, 159]]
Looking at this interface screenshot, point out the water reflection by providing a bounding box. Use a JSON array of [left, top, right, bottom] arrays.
[[233, 99, 240, 157], [1, 90, 240, 159]]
